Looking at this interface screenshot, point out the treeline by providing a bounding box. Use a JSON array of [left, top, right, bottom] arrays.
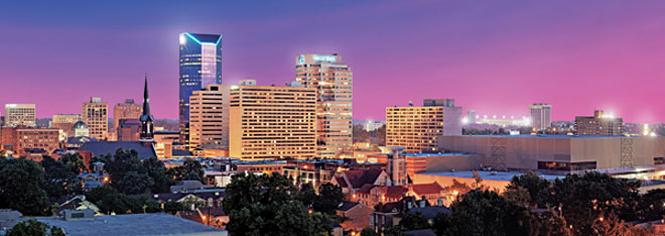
[[222, 173, 344, 236], [0, 150, 204, 216]]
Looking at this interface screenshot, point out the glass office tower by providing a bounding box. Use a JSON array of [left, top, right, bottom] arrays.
[[179, 33, 223, 146]]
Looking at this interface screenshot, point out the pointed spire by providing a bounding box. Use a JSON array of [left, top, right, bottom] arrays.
[[143, 74, 150, 116]]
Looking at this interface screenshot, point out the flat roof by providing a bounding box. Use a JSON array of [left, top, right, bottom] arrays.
[[31, 213, 225, 236], [418, 171, 564, 181], [403, 152, 473, 158], [447, 134, 657, 139]]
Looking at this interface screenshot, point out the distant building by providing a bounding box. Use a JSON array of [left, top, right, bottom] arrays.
[[530, 103, 552, 131], [386, 148, 408, 186], [82, 97, 108, 140], [189, 84, 229, 151], [3, 104, 36, 127], [179, 32, 223, 149], [385, 99, 462, 153], [113, 99, 141, 133], [439, 135, 665, 171], [296, 53, 353, 158], [12, 128, 60, 157], [575, 110, 623, 135], [362, 120, 384, 132], [117, 119, 141, 141], [228, 83, 317, 160], [154, 130, 179, 158], [73, 121, 90, 137], [51, 114, 81, 137]]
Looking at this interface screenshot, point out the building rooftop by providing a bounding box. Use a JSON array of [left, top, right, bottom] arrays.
[[30, 213, 226, 236], [419, 171, 564, 182], [456, 134, 655, 139]]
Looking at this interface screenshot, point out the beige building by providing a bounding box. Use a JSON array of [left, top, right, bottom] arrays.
[[386, 99, 462, 153], [113, 99, 142, 131], [189, 84, 229, 151], [439, 135, 665, 171], [296, 54, 353, 158], [3, 104, 36, 127], [229, 83, 317, 160], [50, 114, 81, 137], [15, 128, 61, 157], [530, 103, 551, 131], [82, 97, 108, 140], [575, 110, 623, 135]]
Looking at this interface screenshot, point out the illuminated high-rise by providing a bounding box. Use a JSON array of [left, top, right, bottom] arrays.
[[3, 104, 36, 127], [229, 82, 317, 160], [82, 97, 108, 140], [189, 84, 229, 151], [530, 103, 551, 131], [295, 53, 352, 158], [179, 32, 223, 148]]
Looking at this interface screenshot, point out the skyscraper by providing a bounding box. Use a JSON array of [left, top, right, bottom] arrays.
[[295, 53, 353, 158], [229, 82, 317, 160], [189, 84, 229, 151], [179, 33, 223, 148], [530, 103, 552, 131], [140, 77, 154, 142], [3, 104, 36, 127], [82, 97, 108, 140]]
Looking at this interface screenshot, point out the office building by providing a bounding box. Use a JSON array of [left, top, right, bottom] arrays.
[[3, 104, 36, 127], [179, 32, 223, 148], [82, 97, 108, 140], [575, 110, 623, 135], [50, 114, 81, 137], [295, 53, 353, 158], [229, 83, 317, 160], [530, 103, 552, 131], [189, 84, 229, 151], [154, 130, 179, 158], [385, 99, 462, 153], [0, 128, 60, 157], [113, 99, 141, 132]]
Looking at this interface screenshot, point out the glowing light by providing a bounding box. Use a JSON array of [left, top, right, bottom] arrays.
[[179, 34, 187, 45], [461, 117, 469, 125]]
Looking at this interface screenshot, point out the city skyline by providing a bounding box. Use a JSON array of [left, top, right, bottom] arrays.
[[3, 1, 665, 122]]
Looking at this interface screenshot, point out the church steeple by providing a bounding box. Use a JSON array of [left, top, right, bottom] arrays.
[[140, 74, 154, 142]]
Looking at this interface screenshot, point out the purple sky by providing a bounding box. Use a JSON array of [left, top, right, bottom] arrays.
[[2, 1, 665, 122]]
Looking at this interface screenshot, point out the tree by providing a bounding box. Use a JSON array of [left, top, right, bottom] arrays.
[[7, 220, 46, 236], [166, 158, 204, 182], [383, 226, 406, 236], [548, 172, 641, 235], [527, 208, 573, 236], [360, 228, 379, 236], [637, 189, 665, 221], [591, 213, 652, 236], [164, 201, 185, 214], [60, 153, 86, 174], [0, 158, 51, 216], [223, 173, 330, 236], [441, 190, 531, 236], [41, 156, 82, 199], [505, 172, 551, 207], [399, 212, 430, 230], [142, 157, 173, 193], [6, 219, 66, 236], [115, 171, 154, 195], [296, 183, 316, 208], [313, 183, 344, 215]]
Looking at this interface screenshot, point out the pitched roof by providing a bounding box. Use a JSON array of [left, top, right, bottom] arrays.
[[80, 141, 156, 160], [335, 176, 348, 188], [344, 168, 384, 189], [385, 186, 408, 199], [410, 182, 444, 195], [337, 201, 359, 212]]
